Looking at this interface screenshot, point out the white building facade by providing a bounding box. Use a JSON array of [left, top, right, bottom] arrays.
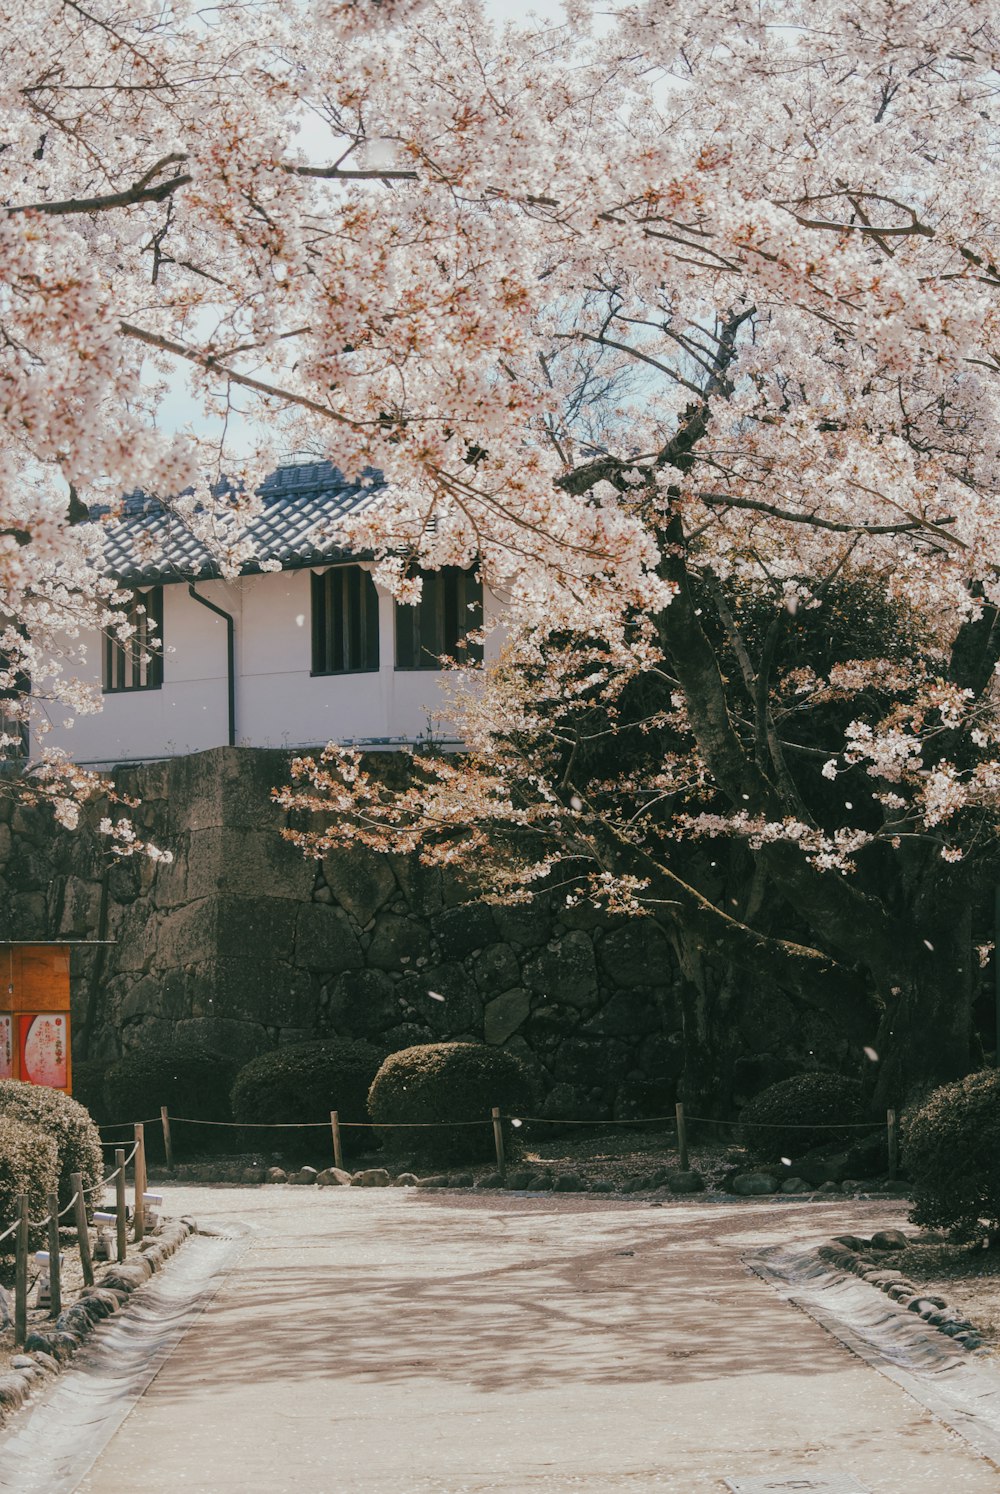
[[40, 463, 498, 767]]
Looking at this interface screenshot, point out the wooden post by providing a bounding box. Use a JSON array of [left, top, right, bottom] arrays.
[[330, 1111, 343, 1172], [115, 1148, 127, 1263], [676, 1101, 689, 1172], [133, 1123, 146, 1241], [887, 1108, 898, 1181], [46, 1193, 61, 1319], [491, 1106, 506, 1179], [71, 1172, 94, 1288], [14, 1194, 28, 1349], [160, 1107, 174, 1172]]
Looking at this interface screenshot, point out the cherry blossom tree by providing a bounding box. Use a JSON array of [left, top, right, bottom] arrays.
[[5, 0, 1000, 1096]]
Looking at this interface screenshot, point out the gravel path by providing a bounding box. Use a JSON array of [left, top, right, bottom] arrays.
[[6, 1186, 1000, 1493]]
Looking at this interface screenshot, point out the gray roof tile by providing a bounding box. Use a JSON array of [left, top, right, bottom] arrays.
[[89, 461, 382, 584]]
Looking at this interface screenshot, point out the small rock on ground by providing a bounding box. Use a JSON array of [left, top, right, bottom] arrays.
[[870, 1228, 909, 1250], [731, 1172, 779, 1196], [665, 1169, 704, 1194], [316, 1167, 353, 1187], [781, 1177, 812, 1194], [289, 1167, 318, 1185]]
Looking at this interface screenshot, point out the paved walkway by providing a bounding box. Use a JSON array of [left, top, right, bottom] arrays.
[[47, 1186, 1000, 1492]]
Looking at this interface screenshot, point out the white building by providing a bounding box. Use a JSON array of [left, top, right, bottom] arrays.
[[41, 462, 498, 766]]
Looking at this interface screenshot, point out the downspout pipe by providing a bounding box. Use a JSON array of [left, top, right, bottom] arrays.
[[188, 584, 236, 747]]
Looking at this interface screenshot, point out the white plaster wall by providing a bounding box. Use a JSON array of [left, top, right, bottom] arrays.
[[40, 569, 501, 765]]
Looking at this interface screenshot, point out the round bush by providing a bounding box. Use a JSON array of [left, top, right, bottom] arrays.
[[368, 1042, 535, 1166], [103, 1035, 237, 1159], [231, 1041, 386, 1134], [0, 1079, 103, 1207], [904, 1069, 1000, 1242], [0, 1116, 59, 1260], [71, 1059, 111, 1127], [739, 1072, 864, 1162]]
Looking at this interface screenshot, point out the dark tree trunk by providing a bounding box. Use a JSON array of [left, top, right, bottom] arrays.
[[670, 933, 742, 1118]]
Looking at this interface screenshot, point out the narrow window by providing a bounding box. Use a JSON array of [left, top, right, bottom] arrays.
[[103, 587, 163, 693], [311, 566, 379, 674], [395, 567, 483, 670]]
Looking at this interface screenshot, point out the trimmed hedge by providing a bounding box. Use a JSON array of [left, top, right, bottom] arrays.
[[739, 1072, 864, 1163], [0, 1116, 59, 1254], [0, 1080, 103, 1208], [103, 1036, 237, 1159], [71, 1059, 112, 1127], [368, 1042, 535, 1165], [231, 1041, 386, 1134], [904, 1069, 1000, 1242]]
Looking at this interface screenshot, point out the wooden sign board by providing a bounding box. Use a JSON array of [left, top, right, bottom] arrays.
[[0, 945, 72, 1093]]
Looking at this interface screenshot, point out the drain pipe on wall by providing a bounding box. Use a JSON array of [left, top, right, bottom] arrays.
[[188, 584, 236, 747]]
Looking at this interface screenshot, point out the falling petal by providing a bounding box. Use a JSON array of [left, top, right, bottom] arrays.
[[923, 939, 934, 951], [570, 795, 583, 811], [845, 801, 853, 809], [511, 1118, 523, 1128], [780, 1156, 792, 1166], [427, 990, 445, 1001], [863, 1046, 879, 1063]]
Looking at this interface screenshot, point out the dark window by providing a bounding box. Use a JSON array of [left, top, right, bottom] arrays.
[[395, 567, 483, 670], [103, 587, 163, 693], [311, 566, 379, 674]]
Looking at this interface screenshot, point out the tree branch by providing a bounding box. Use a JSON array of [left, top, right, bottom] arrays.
[[118, 322, 364, 427], [591, 818, 876, 1041]]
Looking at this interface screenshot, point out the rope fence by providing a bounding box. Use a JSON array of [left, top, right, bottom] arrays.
[[2, 1122, 152, 1347], [0, 1093, 901, 1348], [136, 1098, 899, 1185]]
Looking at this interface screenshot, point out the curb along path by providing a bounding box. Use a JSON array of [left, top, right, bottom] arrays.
[[0, 1225, 247, 1494], [750, 1238, 1000, 1470]]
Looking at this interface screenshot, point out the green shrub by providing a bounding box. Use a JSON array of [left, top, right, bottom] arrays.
[[904, 1069, 1000, 1242], [739, 1072, 864, 1163], [368, 1042, 535, 1166], [0, 1116, 59, 1257], [103, 1035, 237, 1159], [71, 1059, 111, 1127], [231, 1041, 386, 1139], [0, 1080, 103, 1207]]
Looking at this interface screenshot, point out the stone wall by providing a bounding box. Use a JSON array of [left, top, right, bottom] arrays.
[[0, 746, 847, 1118]]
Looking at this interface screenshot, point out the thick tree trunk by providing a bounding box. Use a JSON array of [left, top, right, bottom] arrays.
[[670, 933, 742, 1118]]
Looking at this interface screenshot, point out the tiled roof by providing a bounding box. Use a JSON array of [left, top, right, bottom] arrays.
[[89, 461, 383, 584]]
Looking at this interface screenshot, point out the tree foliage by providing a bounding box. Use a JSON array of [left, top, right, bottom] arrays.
[[367, 1042, 534, 1165], [230, 1040, 385, 1129], [6, 1, 1000, 1098], [739, 1073, 865, 1164], [905, 1071, 1000, 1242], [0, 1079, 103, 1206]]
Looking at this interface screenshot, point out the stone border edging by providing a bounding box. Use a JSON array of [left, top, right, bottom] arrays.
[[817, 1232, 985, 1351], [748, 1234, 1000, 1470], [0, 1218, 195, 1425]]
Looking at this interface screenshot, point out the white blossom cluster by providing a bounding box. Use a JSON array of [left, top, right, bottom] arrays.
[[6, 0, 1000, 889]]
